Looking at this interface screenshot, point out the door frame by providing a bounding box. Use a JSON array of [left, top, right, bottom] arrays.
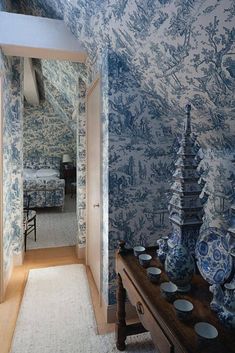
[[0, 18, 87, 302], [85, 75, 103, 300], [0, 76, 4, 302]]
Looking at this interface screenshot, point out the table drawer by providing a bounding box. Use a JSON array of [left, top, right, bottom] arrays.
[[122, 270, 173, 353]]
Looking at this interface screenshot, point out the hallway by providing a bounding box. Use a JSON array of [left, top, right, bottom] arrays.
[[0, 247, 114, 353]]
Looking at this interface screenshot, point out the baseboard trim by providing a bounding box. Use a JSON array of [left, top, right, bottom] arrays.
[[13, 250, 24, 267], [76, 244, 85, 260], [3, 250, 24, 301], [102, 297, 138, 323], [4, 255, 14, 296]]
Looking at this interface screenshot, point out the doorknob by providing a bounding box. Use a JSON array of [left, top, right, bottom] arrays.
[[93, 203, 100, 208]]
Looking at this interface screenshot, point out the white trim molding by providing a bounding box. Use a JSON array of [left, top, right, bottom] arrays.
[[0, 12, 87, 62], [76, 245, 85, 260]]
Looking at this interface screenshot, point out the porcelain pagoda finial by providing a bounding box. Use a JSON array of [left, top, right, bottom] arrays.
[[185, 104, 191, 135]]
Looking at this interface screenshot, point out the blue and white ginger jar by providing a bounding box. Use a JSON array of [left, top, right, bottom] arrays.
[[165, 244, 195, 292]]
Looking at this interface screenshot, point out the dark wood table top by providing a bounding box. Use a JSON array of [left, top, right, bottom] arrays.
[[117, 246, 235, 353]]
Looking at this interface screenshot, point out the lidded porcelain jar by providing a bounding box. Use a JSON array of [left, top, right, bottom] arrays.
[[165, 244, 195, 292]]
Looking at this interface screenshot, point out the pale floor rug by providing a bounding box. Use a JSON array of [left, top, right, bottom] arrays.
[[10, 265, 157, 353], [27, 196, 77, 249]]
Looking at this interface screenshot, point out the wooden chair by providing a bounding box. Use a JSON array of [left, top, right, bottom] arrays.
[[23, 195, 37, 251]]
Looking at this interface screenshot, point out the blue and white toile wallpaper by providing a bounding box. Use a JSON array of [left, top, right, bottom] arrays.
[[23, 101, 76, 163], [41, 59, 86, 108], [7, 0, 235, 305], [33, 59, 85, 130], [0, 48, 23, 281]]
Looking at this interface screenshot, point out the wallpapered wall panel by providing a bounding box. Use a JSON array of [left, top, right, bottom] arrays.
[[23, 101, 76, 163], [33, 59, 78, 130], [41, 59, 86, 108], [0, 48, 24, 282], [76, 76, 87, 247], [11, 0, 235, 305]]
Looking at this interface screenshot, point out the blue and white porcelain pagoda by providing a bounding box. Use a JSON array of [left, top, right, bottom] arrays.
[[165, 104, 207, 292], [167, 104, 207, 253]]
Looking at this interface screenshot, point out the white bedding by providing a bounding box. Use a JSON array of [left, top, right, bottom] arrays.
[[23, 168, 60, 179]]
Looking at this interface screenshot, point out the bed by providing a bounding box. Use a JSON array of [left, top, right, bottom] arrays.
[[23, 157, 65, 209]]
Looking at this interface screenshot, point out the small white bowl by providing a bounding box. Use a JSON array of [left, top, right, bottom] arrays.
[[139, 254, 152, 268], [133, 246, 145, 257], [147, 267, 161, 283], [173, 299, 194, 320], [160, 282, 177, 302], [194, 322, 218, 340]]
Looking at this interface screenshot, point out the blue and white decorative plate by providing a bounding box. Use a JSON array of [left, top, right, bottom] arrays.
[[195, 228, 233, 285]]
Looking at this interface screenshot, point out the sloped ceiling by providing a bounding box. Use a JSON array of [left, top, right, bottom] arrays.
[[23, 57, 87, 137]]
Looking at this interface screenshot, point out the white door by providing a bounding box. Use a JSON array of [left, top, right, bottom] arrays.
[[86, 77, 101, 293]]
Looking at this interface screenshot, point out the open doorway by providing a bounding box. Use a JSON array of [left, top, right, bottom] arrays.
[[23, 58, 79, 251], [0, 10, 90, 306]]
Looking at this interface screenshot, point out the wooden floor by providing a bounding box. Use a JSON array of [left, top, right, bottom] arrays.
[[0, 246, 114, 353]]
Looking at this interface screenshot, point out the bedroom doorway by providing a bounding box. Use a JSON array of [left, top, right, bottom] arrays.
[[22, 58, 78, 251], [0, 12, 89, 302]]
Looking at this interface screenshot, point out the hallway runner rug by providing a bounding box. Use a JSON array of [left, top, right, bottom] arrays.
[[10, 264, 156, 353]]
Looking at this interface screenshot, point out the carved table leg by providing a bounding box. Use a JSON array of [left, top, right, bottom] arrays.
[[116, 274, 127, 351]]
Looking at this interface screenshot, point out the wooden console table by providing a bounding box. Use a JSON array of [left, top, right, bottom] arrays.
[[115, 242, 235, 353]]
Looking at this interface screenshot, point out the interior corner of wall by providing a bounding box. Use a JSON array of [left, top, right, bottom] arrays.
[[3, 248, 14, 293], [76, 243, 85, 260], [13, 248, 24, 267]]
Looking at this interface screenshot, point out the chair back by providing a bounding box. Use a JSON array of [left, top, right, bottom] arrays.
[[24, 194, 32, 218]]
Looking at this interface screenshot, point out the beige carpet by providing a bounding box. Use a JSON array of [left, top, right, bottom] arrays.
[[27, 196, 77, 249], [10, 265, 157, 353]]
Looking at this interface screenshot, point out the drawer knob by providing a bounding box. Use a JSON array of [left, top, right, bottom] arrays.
[[136, 301, 144, 315]]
